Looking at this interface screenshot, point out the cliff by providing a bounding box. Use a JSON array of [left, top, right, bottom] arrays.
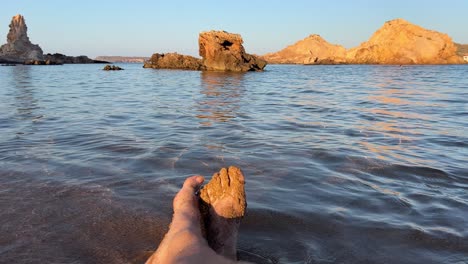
[[347, 19, 462, 64], [262, 34, 346, 64], [0, 14, 43, 63]]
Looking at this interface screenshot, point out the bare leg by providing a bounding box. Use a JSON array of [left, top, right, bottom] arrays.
[[146, 175, 248, 264], [199, 166, 247, 260]]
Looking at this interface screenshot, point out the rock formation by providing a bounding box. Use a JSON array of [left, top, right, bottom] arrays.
[[43, 53, 107, 64], [144, 31, 267, 71], [103, 64, 124, 71], [262, 34, 347, 64], [0, 15, 106, 64], [0, 14, 43, 63], [263, 19, 463, 65], [347, 19, 462, 64], [143, 52, 205, 70], [199, 31, 266, 71]]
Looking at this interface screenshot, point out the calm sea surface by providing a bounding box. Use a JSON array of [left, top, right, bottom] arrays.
[[0, 64, 467, 263]]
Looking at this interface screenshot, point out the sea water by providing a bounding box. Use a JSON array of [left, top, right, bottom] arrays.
[[0, 64, 467, 263]]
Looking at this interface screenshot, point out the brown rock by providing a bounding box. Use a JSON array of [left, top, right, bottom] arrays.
[[103, 64, 123, 71], [199, 30, 266, 71], [263, 34, 347, 65], [142, 52, 205, 70], [0, 14, 43, 63], [347, 19, 463, 64]]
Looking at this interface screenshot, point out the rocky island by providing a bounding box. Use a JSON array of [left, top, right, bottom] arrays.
[[263, 18, 465, 65], [0, 14, 106, 65], [144, 30, 266, 72]]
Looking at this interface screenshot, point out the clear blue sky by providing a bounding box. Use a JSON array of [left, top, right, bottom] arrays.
[[1, 0, 467, 58]]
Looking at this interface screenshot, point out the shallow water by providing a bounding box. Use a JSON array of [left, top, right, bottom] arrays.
[[0, 64, 467, 263]]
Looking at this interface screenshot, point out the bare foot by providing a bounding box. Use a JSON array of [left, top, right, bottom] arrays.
[[147, 176, 240, 264], [199, 166, 247, 260]]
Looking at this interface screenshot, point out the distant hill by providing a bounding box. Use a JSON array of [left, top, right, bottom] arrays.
[[263, 18, 463, 65], [95, 56, 149, 63], [455, 43, 468, 56], [262, 34, 347, 64]]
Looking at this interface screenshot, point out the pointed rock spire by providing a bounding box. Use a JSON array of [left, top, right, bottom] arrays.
[[0, 14, 43, 62]]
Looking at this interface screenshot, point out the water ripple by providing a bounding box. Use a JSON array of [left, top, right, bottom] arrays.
[[0, 64, 467, 263]]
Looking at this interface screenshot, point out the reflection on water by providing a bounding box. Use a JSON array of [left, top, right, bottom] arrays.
[[0, 64, 467, 264], [355, 68, 444, 165], [11, 66, 41, 120], [196, 71, 245, 126]]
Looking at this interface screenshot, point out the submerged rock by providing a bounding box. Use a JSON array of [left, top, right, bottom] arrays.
[[199, 30, 266, 71], [143, 52, 204, 70], [262, 34, 347, 64], [103, 64, 124, 71], [0, 14, 43, 63], [347, 19, 463, 64]]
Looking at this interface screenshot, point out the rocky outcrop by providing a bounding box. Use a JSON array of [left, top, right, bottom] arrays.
[[143, 31, 267, 71], [347, 19, 463, 64], [143, 52, 205, 70], [103, 64, 123, 71], [0, 14, 43, 63], [43, 53, 107, 64], [263, 19, 463, 65], [199, 30, 266, 71], [0, 15, 105, 65], [263, 34, 347, 64]]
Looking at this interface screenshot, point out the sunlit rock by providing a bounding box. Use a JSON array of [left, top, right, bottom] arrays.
[[199, 30, 266, 71]]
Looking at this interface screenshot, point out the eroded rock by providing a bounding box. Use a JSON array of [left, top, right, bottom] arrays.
[[0, 14, 43, 63], [199, 30, 266, 71]]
